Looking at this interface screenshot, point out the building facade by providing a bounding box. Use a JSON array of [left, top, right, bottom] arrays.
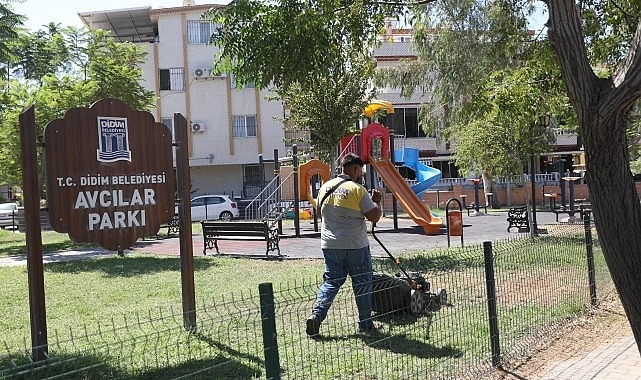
[[80, 2, 285, 200]]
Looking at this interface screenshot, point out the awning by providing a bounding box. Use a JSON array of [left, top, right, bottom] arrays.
[[78, 7, 157, 43]]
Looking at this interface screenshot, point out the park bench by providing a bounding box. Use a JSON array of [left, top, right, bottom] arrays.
[[201, 220, 280, 257], [155, 215, 180, 239], [507, 206, 530, 232]]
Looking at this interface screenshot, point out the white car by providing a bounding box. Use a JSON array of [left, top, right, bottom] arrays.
[[182, 195, 239, 222], [0, 203, 18, 228]]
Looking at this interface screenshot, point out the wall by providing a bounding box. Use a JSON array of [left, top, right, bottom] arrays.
[[380, 182, 592, 211]]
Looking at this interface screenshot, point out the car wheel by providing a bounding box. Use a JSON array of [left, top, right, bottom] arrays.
[[220, 211, 233, 221]]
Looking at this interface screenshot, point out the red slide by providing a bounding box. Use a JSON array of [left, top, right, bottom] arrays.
[[369, 157, 443, 235]]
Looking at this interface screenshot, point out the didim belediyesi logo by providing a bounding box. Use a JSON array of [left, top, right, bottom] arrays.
[[96, 116, 132, 163]]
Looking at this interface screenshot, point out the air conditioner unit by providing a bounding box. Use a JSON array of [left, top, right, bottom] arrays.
[[210, 72, 227, 78], [191, 122, 206, 132], [193, 68, 210, 79]]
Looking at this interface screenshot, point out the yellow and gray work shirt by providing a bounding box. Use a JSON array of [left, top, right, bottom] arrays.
[[317, 175, 377, 250]]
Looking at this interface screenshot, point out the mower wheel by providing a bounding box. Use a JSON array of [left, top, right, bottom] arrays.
[[409, 289, 424, 315], [438, 288, 448, 306]]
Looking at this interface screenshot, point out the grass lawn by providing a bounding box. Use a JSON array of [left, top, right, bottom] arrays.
[[0, 251, 324, 347], [0, 225, 606, 378]]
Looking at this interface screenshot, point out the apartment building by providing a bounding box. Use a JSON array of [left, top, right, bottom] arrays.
[[80, 2, 285, 199]]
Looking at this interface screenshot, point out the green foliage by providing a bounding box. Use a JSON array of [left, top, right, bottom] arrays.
[[282, 56, 374, 162], [0, 1, 23, 67], [206, 0, 393, 91], [206, 0, 401, 162], [580, 0, 641, 67], [375, 0, 574, 180], [8, 23, 72, 82], [86, 30, 155, 110], [455, 55, 566, 178], [0, 26, 154, 186]]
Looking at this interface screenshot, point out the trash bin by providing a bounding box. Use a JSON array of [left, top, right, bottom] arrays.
[[447, 210, 463, 237]]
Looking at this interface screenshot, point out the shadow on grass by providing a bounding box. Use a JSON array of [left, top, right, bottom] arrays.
[[2, 350, 260, 380], [44, 256, 221, 277], [361, 332, 463, 359], [134, 356, 261, 379], [193, 331, 264, 369], [0, 238, 97, 257], [374, 252, 480, 273], [2, 351, 126, 380], [313, 330, 462, 360]]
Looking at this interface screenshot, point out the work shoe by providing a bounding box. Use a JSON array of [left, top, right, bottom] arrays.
[[306, 314, 321, 337], [358, 321, 383, 334]]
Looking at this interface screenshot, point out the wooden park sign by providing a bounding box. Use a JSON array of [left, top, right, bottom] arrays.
[[44, 98, 175, 251]]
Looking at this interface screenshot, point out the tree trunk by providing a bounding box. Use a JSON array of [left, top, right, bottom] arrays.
[[547, 1, 641, 353], [585, 113, 641, 351]]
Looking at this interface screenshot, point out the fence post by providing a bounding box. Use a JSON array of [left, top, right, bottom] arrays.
[[483, 241, 501, 367], [583, 210, 597, 306], [259, 283, 281, 380]]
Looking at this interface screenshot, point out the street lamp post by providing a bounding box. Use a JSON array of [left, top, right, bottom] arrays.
[[531, 114, 551, 235]]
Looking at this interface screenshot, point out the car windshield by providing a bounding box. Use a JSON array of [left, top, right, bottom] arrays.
[[0, 203, 16, 211]]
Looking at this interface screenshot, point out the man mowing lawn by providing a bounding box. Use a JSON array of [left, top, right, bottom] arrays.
[[306, 153, 383, 337]]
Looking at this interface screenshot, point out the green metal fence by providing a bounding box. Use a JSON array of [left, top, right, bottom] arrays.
[[1, 214, 615, 379]]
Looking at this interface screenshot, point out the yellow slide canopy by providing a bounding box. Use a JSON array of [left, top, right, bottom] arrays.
[[363, 99, 394, 118]]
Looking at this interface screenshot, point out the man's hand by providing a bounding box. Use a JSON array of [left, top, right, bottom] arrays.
[[365, 189, 383, 223], [370, 189, 382, 204]]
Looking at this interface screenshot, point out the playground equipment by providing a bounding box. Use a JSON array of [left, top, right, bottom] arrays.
[[298, 159, 331, 207], [341, 122, 443, 235], [394, 147, 442, 199], [242, 147, 330, 237], [363, 99, 394, 118]]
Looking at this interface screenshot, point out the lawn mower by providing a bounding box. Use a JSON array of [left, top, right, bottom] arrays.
[[370, 224, 448, 316]]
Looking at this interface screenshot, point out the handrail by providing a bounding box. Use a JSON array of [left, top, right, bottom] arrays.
[[244, 171, 295, 225], [333, 134, 359, 174]]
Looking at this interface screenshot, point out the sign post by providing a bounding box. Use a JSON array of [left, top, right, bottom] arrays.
[[20, 106, 48, 362], [21, 98, 195, 358], [174, 113, 196, 330]]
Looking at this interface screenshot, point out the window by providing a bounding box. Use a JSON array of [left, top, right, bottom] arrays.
[[243, 165, 261, 198], [230, 73, 255, 89], [380, 107, 425, 138], [161, 117, 175, 141], [188, 20, 216, 44], [192, 196, 224, 207], [159, 68, 185, 91], [233, 115, 257, 138]]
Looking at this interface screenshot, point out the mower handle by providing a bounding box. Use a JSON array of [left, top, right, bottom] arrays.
[[370, 222, 414, 283]]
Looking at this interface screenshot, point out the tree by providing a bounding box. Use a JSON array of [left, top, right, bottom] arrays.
[[0, 27, 154, 186], [0, 1, 23, 75], [373, 0, 574, 196], [205, 0, 392, 161], [545, 0, 641, 352], [282, 58, 374, 162], [206, 0, 391, 91], [455, 66, 557, 184], [8, 23, 71, 83]]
